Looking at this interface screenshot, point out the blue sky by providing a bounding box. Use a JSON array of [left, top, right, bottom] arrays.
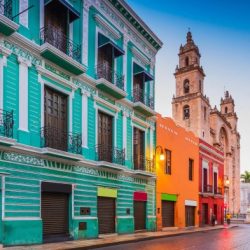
[[127, 0, 250, 173]]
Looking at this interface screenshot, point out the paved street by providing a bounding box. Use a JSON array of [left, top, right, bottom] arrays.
[[94, 225, 250, 250]]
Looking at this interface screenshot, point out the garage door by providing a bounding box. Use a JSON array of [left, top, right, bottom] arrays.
[[41, 192, 69, 239], [97, 197, 116, 234], [185, 206, 195, 227], [162, 201, 175, 227], [134, 201, 146, 230]]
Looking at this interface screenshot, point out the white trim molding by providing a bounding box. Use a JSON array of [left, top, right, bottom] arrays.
[[122, 111, 128, 159], [94, 14, 121, 40], [81, 90, 90, 148], [185, 200, 197, 206], [131, 46, 150, 66], [18, 57, 31, 132]]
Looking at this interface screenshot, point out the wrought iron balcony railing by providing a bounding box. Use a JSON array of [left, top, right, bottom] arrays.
[[0, 0, 13, 20], [95, 144, 125, 165], [96, 63, 124, 90], [133, 88, 154, 109], [0, 109, 14, 138], [214, 187, 222, 195], [134, 154, 155, 173], [203, 184, 213, 193], [40, 26, 81, 63], [41, 126, 82, 154]]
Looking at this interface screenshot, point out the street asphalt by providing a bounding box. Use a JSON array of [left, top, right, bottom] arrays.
[[93, 224, 250, 250]]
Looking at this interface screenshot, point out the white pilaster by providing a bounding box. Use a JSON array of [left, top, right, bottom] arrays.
[[0, 56, 7, 111], [149, 126, 154, 159], [81, 90, 90, 148], [123, 36, 129, 92], [0, 46, 11, 111], [122, 111, 128, 159], [18, 57, 31, 132], [82, 1, 91, 66], [69, 93, 73, 133], [19, 0, 29, 28], [40, 0, 44, 29]]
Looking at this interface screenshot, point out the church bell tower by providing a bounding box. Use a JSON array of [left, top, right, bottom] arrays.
[[172, 31, 211, 140]]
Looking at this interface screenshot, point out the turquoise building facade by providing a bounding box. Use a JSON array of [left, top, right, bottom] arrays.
[[0, 0, 162, 246]]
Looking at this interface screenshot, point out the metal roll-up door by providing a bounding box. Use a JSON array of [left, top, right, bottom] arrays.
[[185, 206, 195, 227], [97, 197, 116, 234], [41, 192, 69, 238], [134, 201, 146, 230], [162, 201, 175, 227]]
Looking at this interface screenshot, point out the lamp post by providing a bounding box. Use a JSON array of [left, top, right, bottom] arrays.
[[224, 175, 230, 220]]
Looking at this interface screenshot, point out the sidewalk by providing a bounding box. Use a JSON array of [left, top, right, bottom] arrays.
[[5, 225, 237, 250]]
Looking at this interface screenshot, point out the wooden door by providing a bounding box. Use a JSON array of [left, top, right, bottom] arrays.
[[214, 172, 218, 193], [44, 1, 68, 52], [133, 74, 144, 102], [134, 201, 146, 230], [98, 112, 113, 162], [203, 168, 208, 191], [185, 206, 195, 227], [98, 45, 113, 82], [41, 192, 69, 239], [133, 127, 145, 170], [44, 86, 68, 150], [202, 203, 208, 225], [162, 201, 175, 227], [97, 197, 116, 234]]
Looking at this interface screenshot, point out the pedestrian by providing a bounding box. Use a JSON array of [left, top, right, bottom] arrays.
[[211, 214, 216, 226], [226, 213, 231, 225]]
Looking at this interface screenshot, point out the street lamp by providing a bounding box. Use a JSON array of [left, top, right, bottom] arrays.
[[224, 175, 230, 219], [225, 176, 230, 187], [155, 145, 165, 161]]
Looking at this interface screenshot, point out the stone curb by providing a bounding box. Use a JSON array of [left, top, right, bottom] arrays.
[[66, 226, 238, 250]]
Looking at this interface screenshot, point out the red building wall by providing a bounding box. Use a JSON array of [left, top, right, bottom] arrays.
[[199, 139, 224, 226]]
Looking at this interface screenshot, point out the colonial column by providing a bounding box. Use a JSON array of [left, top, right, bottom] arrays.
[[82, 1, 91, 66], [81, 90, 90, 148], [149, 125, 154, 159], [19, 0, 29, 28], [122, 111, 129, 159], [18, 57, 31, 133], [123, 36, 129, 92], [0, 46, 11, 111]]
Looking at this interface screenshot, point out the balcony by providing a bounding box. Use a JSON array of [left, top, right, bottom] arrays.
[[214, 187, 223, 195], [203, 184, 213, 193], [95, 144, 125, 170], [40, 26, 86, 75], [132, 88, 155, 117], [134, 155, 155, 177], [0, 109, 15, 145], [0, 0, 19, 36], [95, 63, 127, 99], [41, 126, 82, 160]]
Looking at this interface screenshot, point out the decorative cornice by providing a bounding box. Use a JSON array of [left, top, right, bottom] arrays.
[[94, 13, 121, 40], [36, 65, 76, 91], [94, 95, 121, 113], [131, 114, 150, 129], [131, 46, 150, 66], [17, 56, 31, 67]]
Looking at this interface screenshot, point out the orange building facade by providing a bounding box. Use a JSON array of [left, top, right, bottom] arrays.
[[156, 114, 199, 230]]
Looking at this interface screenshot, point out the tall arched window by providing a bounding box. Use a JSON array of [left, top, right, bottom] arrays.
[[225, 107, 228, 114], [183, 105, 190, 119], [185, 56, 189, 66], [184, 79, 190, 94], [199, 80, 202, 92]]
